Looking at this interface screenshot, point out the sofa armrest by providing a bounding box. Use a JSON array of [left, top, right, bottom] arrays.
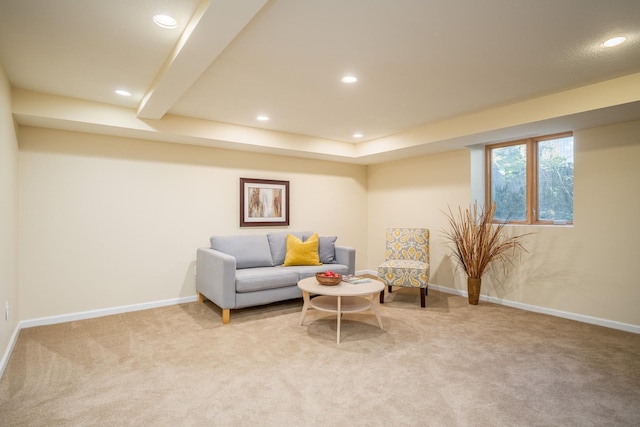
[[196, 248, 237, 309], [335, 245, 355, 275]]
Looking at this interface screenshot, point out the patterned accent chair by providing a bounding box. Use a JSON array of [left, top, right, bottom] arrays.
[[377, 228, 430, 307]]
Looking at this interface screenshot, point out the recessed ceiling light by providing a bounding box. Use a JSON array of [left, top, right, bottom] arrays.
[[153, 14, 178, 29], [257, 115, 269, 121], [353, 133, 363, 138], [115, 89, 131, 97], [602, 36, 626, 47], [342, 75, 358, 83]]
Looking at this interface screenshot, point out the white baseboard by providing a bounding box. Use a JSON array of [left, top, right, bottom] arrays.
[[361, 269, 640, 334], [0, 323, 21, 379], [19, 295, 198, 329]]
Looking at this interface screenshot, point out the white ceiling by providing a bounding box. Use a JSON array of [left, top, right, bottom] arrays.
[[1, 0, 640, 164]]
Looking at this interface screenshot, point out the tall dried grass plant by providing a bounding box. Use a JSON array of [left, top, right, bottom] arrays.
[[443, 201, 531, 280]]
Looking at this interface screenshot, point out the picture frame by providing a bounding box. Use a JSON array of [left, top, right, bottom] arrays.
[[240, 178, 289, 227]]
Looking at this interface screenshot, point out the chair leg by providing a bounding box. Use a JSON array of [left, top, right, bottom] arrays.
[[420, 287, 426, 308], [388, 285, 393, 294], [379, 290, 384, 304]]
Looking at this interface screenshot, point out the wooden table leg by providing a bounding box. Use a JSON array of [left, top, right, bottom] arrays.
[[299, 291, 311, 326], [371, 294, 383, 330], [337, 296, 342, 344]]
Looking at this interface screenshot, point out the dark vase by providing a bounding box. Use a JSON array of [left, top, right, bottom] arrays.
[[467, 277, 481, 305]]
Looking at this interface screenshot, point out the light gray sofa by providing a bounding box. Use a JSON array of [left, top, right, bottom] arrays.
[[196, 231, 355, 324]]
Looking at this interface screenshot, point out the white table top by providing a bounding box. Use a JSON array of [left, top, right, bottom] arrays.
[[297, 276, 384, 296]]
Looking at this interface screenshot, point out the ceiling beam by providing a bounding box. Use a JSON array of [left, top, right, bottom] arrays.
[[137, 0, 268, 120]]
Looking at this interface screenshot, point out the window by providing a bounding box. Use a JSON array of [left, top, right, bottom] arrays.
[[486, 132, 573, 225]]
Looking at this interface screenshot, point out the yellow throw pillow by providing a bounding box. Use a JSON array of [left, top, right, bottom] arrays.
[[283, 233, 322, 266]]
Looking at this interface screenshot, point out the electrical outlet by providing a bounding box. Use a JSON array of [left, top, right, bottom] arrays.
[[5, 302, 8, 321]]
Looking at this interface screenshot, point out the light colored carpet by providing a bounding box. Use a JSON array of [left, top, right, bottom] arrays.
[[1, 287, 639, 426]]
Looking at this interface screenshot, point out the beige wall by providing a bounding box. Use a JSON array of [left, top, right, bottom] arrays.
[[367, 149, 471, 287], [367, 120, 640, 328], [0, 66, 20, 368], [13, 115, 640, 329], [18, 127, 368, 319]]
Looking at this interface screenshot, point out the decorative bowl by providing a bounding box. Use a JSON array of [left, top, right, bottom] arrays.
[[316, 272, 342, 286]]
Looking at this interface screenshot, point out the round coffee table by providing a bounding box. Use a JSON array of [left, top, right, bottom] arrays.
[[297, 276, 384, 344]]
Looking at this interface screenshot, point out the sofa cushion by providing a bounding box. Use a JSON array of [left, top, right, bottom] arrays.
[[267, 230, 311, 266], [210, 234, 273, 269], [283, 233, 322, 266], [235, 267, 299, 293], [304, 234, 338, 264]]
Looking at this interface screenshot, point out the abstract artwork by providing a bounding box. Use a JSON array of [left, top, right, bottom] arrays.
[[240, 178, 289, 227]]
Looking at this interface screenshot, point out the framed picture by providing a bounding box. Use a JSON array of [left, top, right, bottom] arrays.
[[240, 178, 289, 227]]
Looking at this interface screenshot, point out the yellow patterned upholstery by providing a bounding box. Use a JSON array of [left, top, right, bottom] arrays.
[[377, 228, 430, 307]]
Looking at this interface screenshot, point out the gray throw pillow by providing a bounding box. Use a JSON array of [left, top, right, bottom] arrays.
[[303, 234, 338, 264], [210, 235, 274, 269]]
